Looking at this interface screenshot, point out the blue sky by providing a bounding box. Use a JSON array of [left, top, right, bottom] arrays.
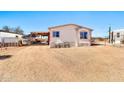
[[0, 11, 124, 37]]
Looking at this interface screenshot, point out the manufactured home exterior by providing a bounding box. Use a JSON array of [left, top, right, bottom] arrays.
[[110, 29, 124, 44], [49, 24, 93, 47], [0, 30, 23, 44]]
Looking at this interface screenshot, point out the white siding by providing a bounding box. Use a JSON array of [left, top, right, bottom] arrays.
[[0, 32, 22, 43], [49, 25, 92, 47], [3, 37, 18, 43], [49, 25, 77, 46], [0, 32, 22, 38], [78, 28, 92, 46], [111, 29, 124, 44]]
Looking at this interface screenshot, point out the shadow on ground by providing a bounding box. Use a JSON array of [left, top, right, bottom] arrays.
[[91, 43, 105, 46], [0, 55, 12, 60]]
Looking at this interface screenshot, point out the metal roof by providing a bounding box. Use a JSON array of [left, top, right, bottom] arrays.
[[0, 30, 23, 35]]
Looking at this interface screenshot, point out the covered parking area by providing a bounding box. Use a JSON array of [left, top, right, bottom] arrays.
[[30, 32, 50, 45]]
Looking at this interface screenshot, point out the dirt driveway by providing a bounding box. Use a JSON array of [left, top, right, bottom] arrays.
[[0, 45, 124, 82]]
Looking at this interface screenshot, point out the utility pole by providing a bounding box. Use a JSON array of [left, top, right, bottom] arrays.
[[108, 26, 111, 43], [105, 36, 107, 46]]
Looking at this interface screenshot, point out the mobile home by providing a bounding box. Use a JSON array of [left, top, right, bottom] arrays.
[[110, 29, 124, 44], [0, 30, 23, 46], [48, 24, 93, 47]]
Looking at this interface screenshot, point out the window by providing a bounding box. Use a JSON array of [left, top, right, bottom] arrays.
[[80, 32, 84, 39], [117, 33, 120, 38], [53, 31, 60, 37], [80, 32, 88, 39]]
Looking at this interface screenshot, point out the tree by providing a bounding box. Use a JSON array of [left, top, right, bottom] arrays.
[[2, 26, 10, 32], [2, 26, 24, 35], [14, 27, 24, 35]]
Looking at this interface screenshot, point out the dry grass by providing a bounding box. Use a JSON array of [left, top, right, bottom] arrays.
[[0, 45, 124, 82]]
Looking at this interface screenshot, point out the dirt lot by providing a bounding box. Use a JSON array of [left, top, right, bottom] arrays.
[[0, 45, 124, 82]]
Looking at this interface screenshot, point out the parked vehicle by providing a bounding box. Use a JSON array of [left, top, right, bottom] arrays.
[[22, 39, 30, 46]]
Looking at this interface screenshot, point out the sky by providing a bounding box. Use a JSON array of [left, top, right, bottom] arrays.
[[0, 11, 124, 37]]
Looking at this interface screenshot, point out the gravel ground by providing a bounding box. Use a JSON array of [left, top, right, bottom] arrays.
[[0, 45, 124, 82]]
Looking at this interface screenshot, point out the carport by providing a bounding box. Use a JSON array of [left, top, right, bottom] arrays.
[[30, 32, 50, 45]]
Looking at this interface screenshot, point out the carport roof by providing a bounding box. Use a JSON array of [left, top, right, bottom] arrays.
[[31, 32, 49, 36]]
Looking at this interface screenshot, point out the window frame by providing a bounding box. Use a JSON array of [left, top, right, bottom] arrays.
[[53, 31, 60, 38], [80, 32, 88, 39]]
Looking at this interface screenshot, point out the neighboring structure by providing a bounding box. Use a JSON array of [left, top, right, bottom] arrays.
[[30, 32, 50, 45], [22, 34, 32, 45], [0, 30, 23, 46], [110, 29, 124, 44], [48, 24, 93, 47]]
